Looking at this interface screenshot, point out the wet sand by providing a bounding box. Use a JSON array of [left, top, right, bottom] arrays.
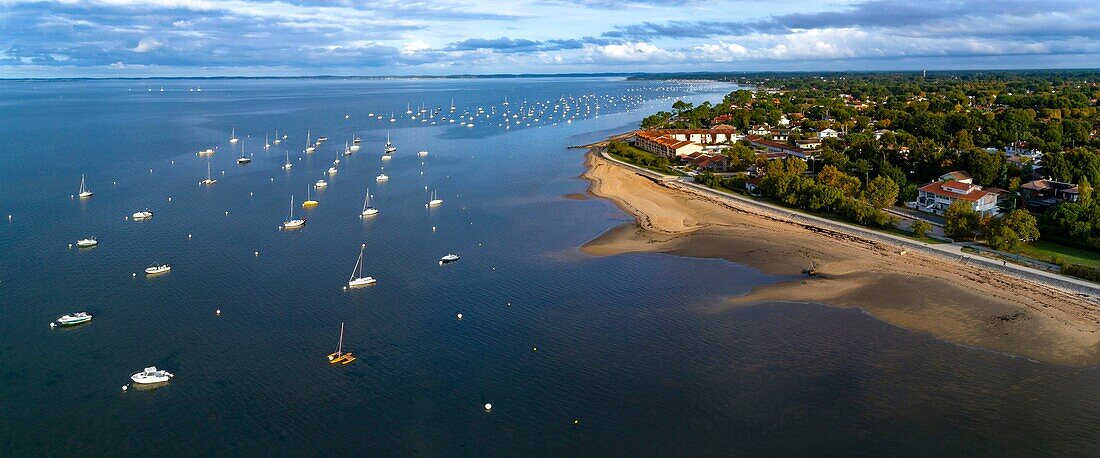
[[580, 151, 1100, 367]]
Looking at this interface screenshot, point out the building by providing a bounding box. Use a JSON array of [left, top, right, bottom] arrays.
[[1020, 179, 1079, 210], [938, 171, 973, 184], [817, 128, 839, 139], [644, 127, 742, 145], [633, 131, 704, 158], [917, 180, 999, 215], [795, 138, 822, 150], [682, 152, 731, 172], [746, 135, 808, 159]]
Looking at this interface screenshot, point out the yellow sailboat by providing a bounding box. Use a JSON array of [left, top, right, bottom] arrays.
[[303, 185, 318, 208], [327, 322, 355, 365]]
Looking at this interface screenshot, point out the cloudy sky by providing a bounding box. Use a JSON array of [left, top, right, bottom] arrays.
[[2, 0, 1099, 77]]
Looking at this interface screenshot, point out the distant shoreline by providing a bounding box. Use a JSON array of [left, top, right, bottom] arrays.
[[579, 145, 1100, 367]]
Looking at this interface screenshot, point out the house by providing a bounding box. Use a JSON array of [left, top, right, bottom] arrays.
[[795, 138, 822, 150], [633, 131, 704, 158], [682, 152, 731, 173], [778, 115, 790, 126], [817, 128, 839, 139], [744, 177, 764, 196], [748, 125, 770, 136], [917, 180, 999, 216], [746, 135, 808, 159], [938, 171, 973, 184], [1005, 141, 1042, 158], [1020, 179, 1079, 210], [872, 129, 892, 140], [768, 129, 789, 142]]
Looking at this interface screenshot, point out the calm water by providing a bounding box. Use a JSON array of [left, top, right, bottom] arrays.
[[2, 77, 1099, 456]]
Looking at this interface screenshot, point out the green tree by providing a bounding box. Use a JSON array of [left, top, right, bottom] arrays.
[[1078, 177, 1092, 207], [911, 220, 932, 238], [985, 209, 1040, 251], [944, 199, 980, 240], [816, 165, 861, 197], [865, 175, 900, 209]]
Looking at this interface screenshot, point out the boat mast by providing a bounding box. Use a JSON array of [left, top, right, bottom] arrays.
[[335, 322, 344, 356]]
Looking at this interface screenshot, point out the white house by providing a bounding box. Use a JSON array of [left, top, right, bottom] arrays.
[[917, 180, 999, 216], [817, 128, 839, 139]]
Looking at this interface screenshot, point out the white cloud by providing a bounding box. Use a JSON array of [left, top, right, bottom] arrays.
[[133, 37, 163, 53], [402, 40, 430, 54], [589, 41, 679, 62]]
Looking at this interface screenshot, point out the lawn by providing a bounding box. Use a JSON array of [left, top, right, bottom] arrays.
[[1016, 240, 1100, 268]]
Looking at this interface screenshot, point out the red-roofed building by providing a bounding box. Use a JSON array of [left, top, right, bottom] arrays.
[[917, 180, 999, 215], [633, 130, 703, 158]]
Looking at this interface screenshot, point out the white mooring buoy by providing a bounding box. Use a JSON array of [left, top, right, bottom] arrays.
[[484, 403, 492, 411]]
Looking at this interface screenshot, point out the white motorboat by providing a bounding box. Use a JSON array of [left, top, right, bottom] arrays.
[[132, 210, 154, 220], [353, 136, 362, 145], [418, 150, 428, 157], [317, 136, 328, 143], [440, 254, 460, 263], [376, 173, 389, 182], [237, 156, 251, 164], [78, 174, 93, 198], [361, 188, 378, 216], [54, 312, 93, 327], [76, 237, 98, 248], [327, 166, 338, 175], [428, 190, 443, 207], [350, 138, 361, 152], [283, 195, 306, 229], [197, 148, 215, 156], [131, 366, 174, 384], [347, 245, 376, 287], [315, 179, 328, 188], [145, 264, 171, 275], [200, 162, 217, 185]]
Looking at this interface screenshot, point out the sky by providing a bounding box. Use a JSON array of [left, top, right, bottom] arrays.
[[2, 0, 1100, 77]]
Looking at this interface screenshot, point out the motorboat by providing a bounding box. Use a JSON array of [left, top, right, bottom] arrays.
[[375, 173, 388, 182], [54, 312, 93, 327], [315, 179, 328, 188], [132, 210, 154, 220], [131, 366, 174, 384], [418, 150, 428, 157], [347, 245, 376, 287], [145, 264, 171, 275], [316, 136, 328, 143], [196, 148, 215, 156], [76, 237, 98, 248], [327, 166, 338, 175], [440, 254, 460, 263]]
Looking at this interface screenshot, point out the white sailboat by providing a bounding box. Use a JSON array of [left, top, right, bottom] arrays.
[[428, 189, 443, 207], [229, 127, 239, 144], [305, 129, 315, 153], [200, 162, 217, 185], [383, 131, 396, 155], [273, 129, 282, 145], [78, 174, 93, 198], [343, 140, 353, 156], [264, 134, 270, 150], [284, 150, 293, 170], [347, 245, 376, 287], [237, 138, 252, 164], [283, 195, 306, 229], [361, 188, 378, 216]]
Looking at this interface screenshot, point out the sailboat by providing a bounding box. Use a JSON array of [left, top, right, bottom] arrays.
[[200, 162, 217, 185], [383, 131, 397, 155], [361, 188, 378, 216], [273, 129, 281, 145], [78, 174, 93, 198], [327, 322, 356, 364], [406, 103, 413, 115], [229, 127, 239, 144], [428, 189, 443, 207], [450, 98, 456, 112], [264, 134, 270, 150], [303, 185, 319, 207], [282, 195, 306, 229], [347, 245, 376, 287], [343, 140, 353, 156], [283, 150, 293, 170], [237, 139, 251, 164], [305, 129, 315, 153]]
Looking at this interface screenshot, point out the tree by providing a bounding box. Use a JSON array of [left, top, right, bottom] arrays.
[[865, 175, 900, 209], [816, 165, 861, 197], [1078, 177, 1092, 207], [959, 148, 1005, 187], [944, 199, 980, 240], [911, 220, 932, 238], [985, 209, 1040, 251]]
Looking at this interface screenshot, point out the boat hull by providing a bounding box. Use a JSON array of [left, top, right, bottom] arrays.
[[348, 277, 376, 288]]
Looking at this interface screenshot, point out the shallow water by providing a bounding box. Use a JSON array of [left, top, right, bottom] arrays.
[[1, 77, 1098, 455]]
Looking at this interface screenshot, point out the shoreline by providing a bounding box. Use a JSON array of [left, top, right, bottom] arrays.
[[580, 148, 1100, 367]]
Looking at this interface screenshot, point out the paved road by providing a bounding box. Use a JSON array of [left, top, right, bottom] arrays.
[[598, 151, 1100, 297]]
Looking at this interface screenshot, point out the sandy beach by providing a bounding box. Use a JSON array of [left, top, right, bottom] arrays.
[[581, 150, 1100, 367]]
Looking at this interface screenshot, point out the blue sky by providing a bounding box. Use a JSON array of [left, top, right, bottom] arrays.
[[2, 0, 1100, 77]]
